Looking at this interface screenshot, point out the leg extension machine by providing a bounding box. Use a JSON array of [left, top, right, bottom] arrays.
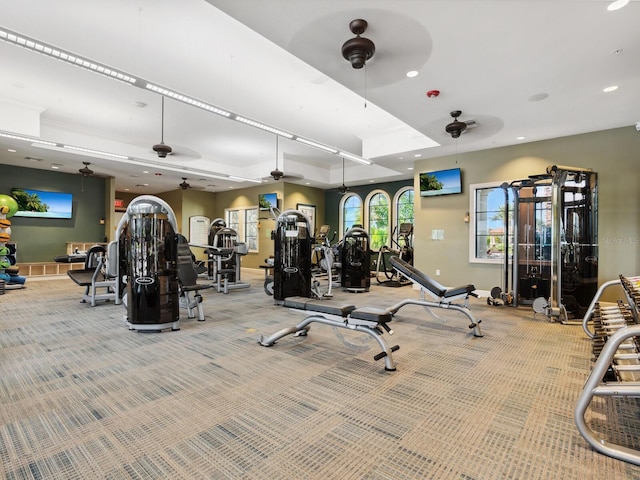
[[258, 296, 400, 371]]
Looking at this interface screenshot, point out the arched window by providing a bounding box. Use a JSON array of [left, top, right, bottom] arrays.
[[393, 187, 414, 249], [394, 187, 414, 229], [365, 190, 390, 250], [340, 193, 362, 237]]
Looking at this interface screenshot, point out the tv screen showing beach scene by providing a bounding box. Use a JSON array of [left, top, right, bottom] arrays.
[[419, 168, 462, 197], [11, 188, 73, 219], [258, 192, 278, 211]]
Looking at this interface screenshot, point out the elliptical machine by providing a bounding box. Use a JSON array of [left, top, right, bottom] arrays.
[[374, 222, 414, 286], [310, 224, 338, 298]]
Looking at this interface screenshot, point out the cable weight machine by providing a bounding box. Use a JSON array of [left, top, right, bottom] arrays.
[[490, 165, 598, 323]]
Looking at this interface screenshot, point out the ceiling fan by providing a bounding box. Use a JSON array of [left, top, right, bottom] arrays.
[[152, 96, 173, 158], [338, 157, 349, 194], [179, 177, 191, 190], [78, 162, 94, 177], [445, 110, 478, 138], [266, 135, 303, 181]]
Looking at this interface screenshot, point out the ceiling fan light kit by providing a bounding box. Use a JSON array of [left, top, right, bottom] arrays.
[[341, 19, 375, 69]]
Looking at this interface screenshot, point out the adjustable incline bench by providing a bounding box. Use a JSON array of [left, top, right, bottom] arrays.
[[259, 296, 400, 371], [388, 256, 483, 337]]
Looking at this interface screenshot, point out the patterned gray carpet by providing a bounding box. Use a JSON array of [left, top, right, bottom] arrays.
[[1, 270, 640, 479]]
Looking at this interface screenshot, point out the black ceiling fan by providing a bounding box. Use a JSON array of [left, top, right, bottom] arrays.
[[152, 96, 173, 158], [338, 157, 349, 194], [270, 135, 284, 180], [78, 162, 94, 177], [265, 135, 303, 181], [179, 177, 191, 190], [445, 110, 478, 139]]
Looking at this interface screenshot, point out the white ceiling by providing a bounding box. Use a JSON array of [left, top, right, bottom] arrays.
[[0, 0, 638, 194]]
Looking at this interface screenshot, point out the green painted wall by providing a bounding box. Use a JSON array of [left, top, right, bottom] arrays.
[[0, 165, 107, 262]]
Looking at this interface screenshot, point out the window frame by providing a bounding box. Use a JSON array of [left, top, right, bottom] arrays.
[[225, 206, 259, 253], [364, 189, 391, 249], [469, 181, 511, 264], [339, 192, 363, 239]]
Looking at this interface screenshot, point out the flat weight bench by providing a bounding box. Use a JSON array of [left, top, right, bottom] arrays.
[[258, 296, 400, 371], [388, 256, 483, 337]]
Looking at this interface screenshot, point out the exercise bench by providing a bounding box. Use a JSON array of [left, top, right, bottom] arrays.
[[259, 296, 400, 371], [67, 243, 120, 307], [388, 256, 483, 337]]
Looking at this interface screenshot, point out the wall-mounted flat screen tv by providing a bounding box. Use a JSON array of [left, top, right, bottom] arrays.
[[258, 192, 278, 211], [11, 188, 73, 219], [419, 168, 462, 197]]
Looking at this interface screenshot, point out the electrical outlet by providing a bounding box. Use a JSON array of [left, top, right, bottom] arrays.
[[436, 269, 441, 276]]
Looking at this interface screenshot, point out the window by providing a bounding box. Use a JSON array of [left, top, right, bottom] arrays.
[[394, 187, 414, 250], [245, 208, 258, 251], [225, 207, 258, 253], [469, 182, 512, 263], [340, 193, 362, 237], [394, 187, 414, 232], [366, 190, 390, 250], [226, 209, 239, 233]]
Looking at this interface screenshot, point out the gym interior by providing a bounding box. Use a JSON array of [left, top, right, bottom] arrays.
[[1, 2, 640, 479]]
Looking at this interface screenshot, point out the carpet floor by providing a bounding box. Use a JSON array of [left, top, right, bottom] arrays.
[[1, 269, 640, 479]]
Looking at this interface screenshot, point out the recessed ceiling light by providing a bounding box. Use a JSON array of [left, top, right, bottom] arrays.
[[603, 85, 618, 93], [142, 170, 149, 174], [607, 0, 629, 11], [406, 70, 419, 78], [7, 148, 16, 153], [528, 92, 549, 102], [414, 153, 422, 158], [51, 165, 60, 169], [517, 136, 526, 140], [407, 167, 414, 171]]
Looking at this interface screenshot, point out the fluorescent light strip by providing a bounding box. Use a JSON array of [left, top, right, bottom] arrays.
[[234, 116, 294, 138], [0, 28, 137, 85], [339, 151, 372, 165], [64, 145, 129, 159], [0, 131, 57, 146], [145, 83, 231, 118], [229, 175, 262, 183], [294, 137, 338, 154]]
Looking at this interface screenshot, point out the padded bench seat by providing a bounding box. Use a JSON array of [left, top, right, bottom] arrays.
[[262, 296, 399, 371], [283, 296, 392, 324], [67, 269, 100, 286]]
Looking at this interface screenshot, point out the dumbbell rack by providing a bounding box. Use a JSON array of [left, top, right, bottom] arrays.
[[575, 275, 640, 465]]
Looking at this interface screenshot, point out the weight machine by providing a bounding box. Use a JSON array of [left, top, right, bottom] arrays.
[[489, 165, 598, 323], [273, 209, 312, 302], [115, 195, 180, 332]]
